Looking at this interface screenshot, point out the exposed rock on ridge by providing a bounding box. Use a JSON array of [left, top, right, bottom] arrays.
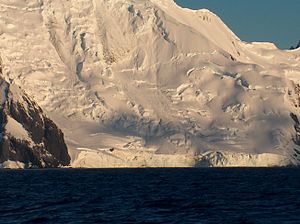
[[0, 59, 70, 168], [0, 0, 300, 167]]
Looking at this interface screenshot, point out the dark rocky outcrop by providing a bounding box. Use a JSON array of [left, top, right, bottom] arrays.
[[0, 75, 70, 168], [290, 40, 300, 50]]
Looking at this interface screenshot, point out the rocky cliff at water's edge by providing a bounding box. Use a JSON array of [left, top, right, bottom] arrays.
[[0, 0, 300, 167], [0, 70, 70, 168]]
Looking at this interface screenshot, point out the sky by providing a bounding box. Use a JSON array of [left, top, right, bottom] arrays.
[[175, 0, 300, 49]]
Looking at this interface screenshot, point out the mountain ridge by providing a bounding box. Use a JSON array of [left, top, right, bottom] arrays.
[[0, 0, 300, 167], [0, 57, 70, 168]]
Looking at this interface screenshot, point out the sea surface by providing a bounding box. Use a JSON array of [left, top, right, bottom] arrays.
[[0, 168, 300, 224]]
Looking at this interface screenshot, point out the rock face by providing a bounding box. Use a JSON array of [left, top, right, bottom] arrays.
[[290, 40, 300, 50], [0, 75, 70, 168], [0, 0, 300, 167]]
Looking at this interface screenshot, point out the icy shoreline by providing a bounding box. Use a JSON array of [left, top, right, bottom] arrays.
[[2, 150, 291, 169], [0, 0, 300, 167]]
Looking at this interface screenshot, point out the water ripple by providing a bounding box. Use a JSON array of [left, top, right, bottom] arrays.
[[0, 168, 300, 223]]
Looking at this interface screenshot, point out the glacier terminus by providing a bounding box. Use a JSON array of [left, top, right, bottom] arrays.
[[0, 0, 300, 168]]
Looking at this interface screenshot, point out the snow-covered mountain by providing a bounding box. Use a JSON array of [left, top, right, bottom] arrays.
[[0, 0, 300, 167], [0, 65, 70, 168]]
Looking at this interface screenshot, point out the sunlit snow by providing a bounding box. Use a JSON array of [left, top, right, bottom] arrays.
[[0, 0, 300, 167]]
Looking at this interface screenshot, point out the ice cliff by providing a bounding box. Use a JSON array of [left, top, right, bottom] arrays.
[[0, 0, 300, 167]]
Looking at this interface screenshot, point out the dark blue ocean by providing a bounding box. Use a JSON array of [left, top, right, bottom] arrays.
[[1, 168, 300, 224]]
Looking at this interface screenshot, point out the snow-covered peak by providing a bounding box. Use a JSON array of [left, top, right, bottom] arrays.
[[0, 0, 300, 167]]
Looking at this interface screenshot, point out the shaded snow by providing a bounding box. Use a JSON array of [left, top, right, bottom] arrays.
[[5, 115, 31, 141], [197, 151, 291, 167], [0, 0, 300, 167]]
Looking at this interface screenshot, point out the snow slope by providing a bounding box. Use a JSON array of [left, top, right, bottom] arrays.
[[0, 74, 70, 168], [0, 0, 300, 167]]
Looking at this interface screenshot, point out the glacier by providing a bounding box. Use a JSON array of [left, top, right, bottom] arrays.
[[0, 0, 300, 167]]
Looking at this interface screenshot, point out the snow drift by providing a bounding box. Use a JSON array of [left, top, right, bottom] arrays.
[[0, 0, 300, 167]]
